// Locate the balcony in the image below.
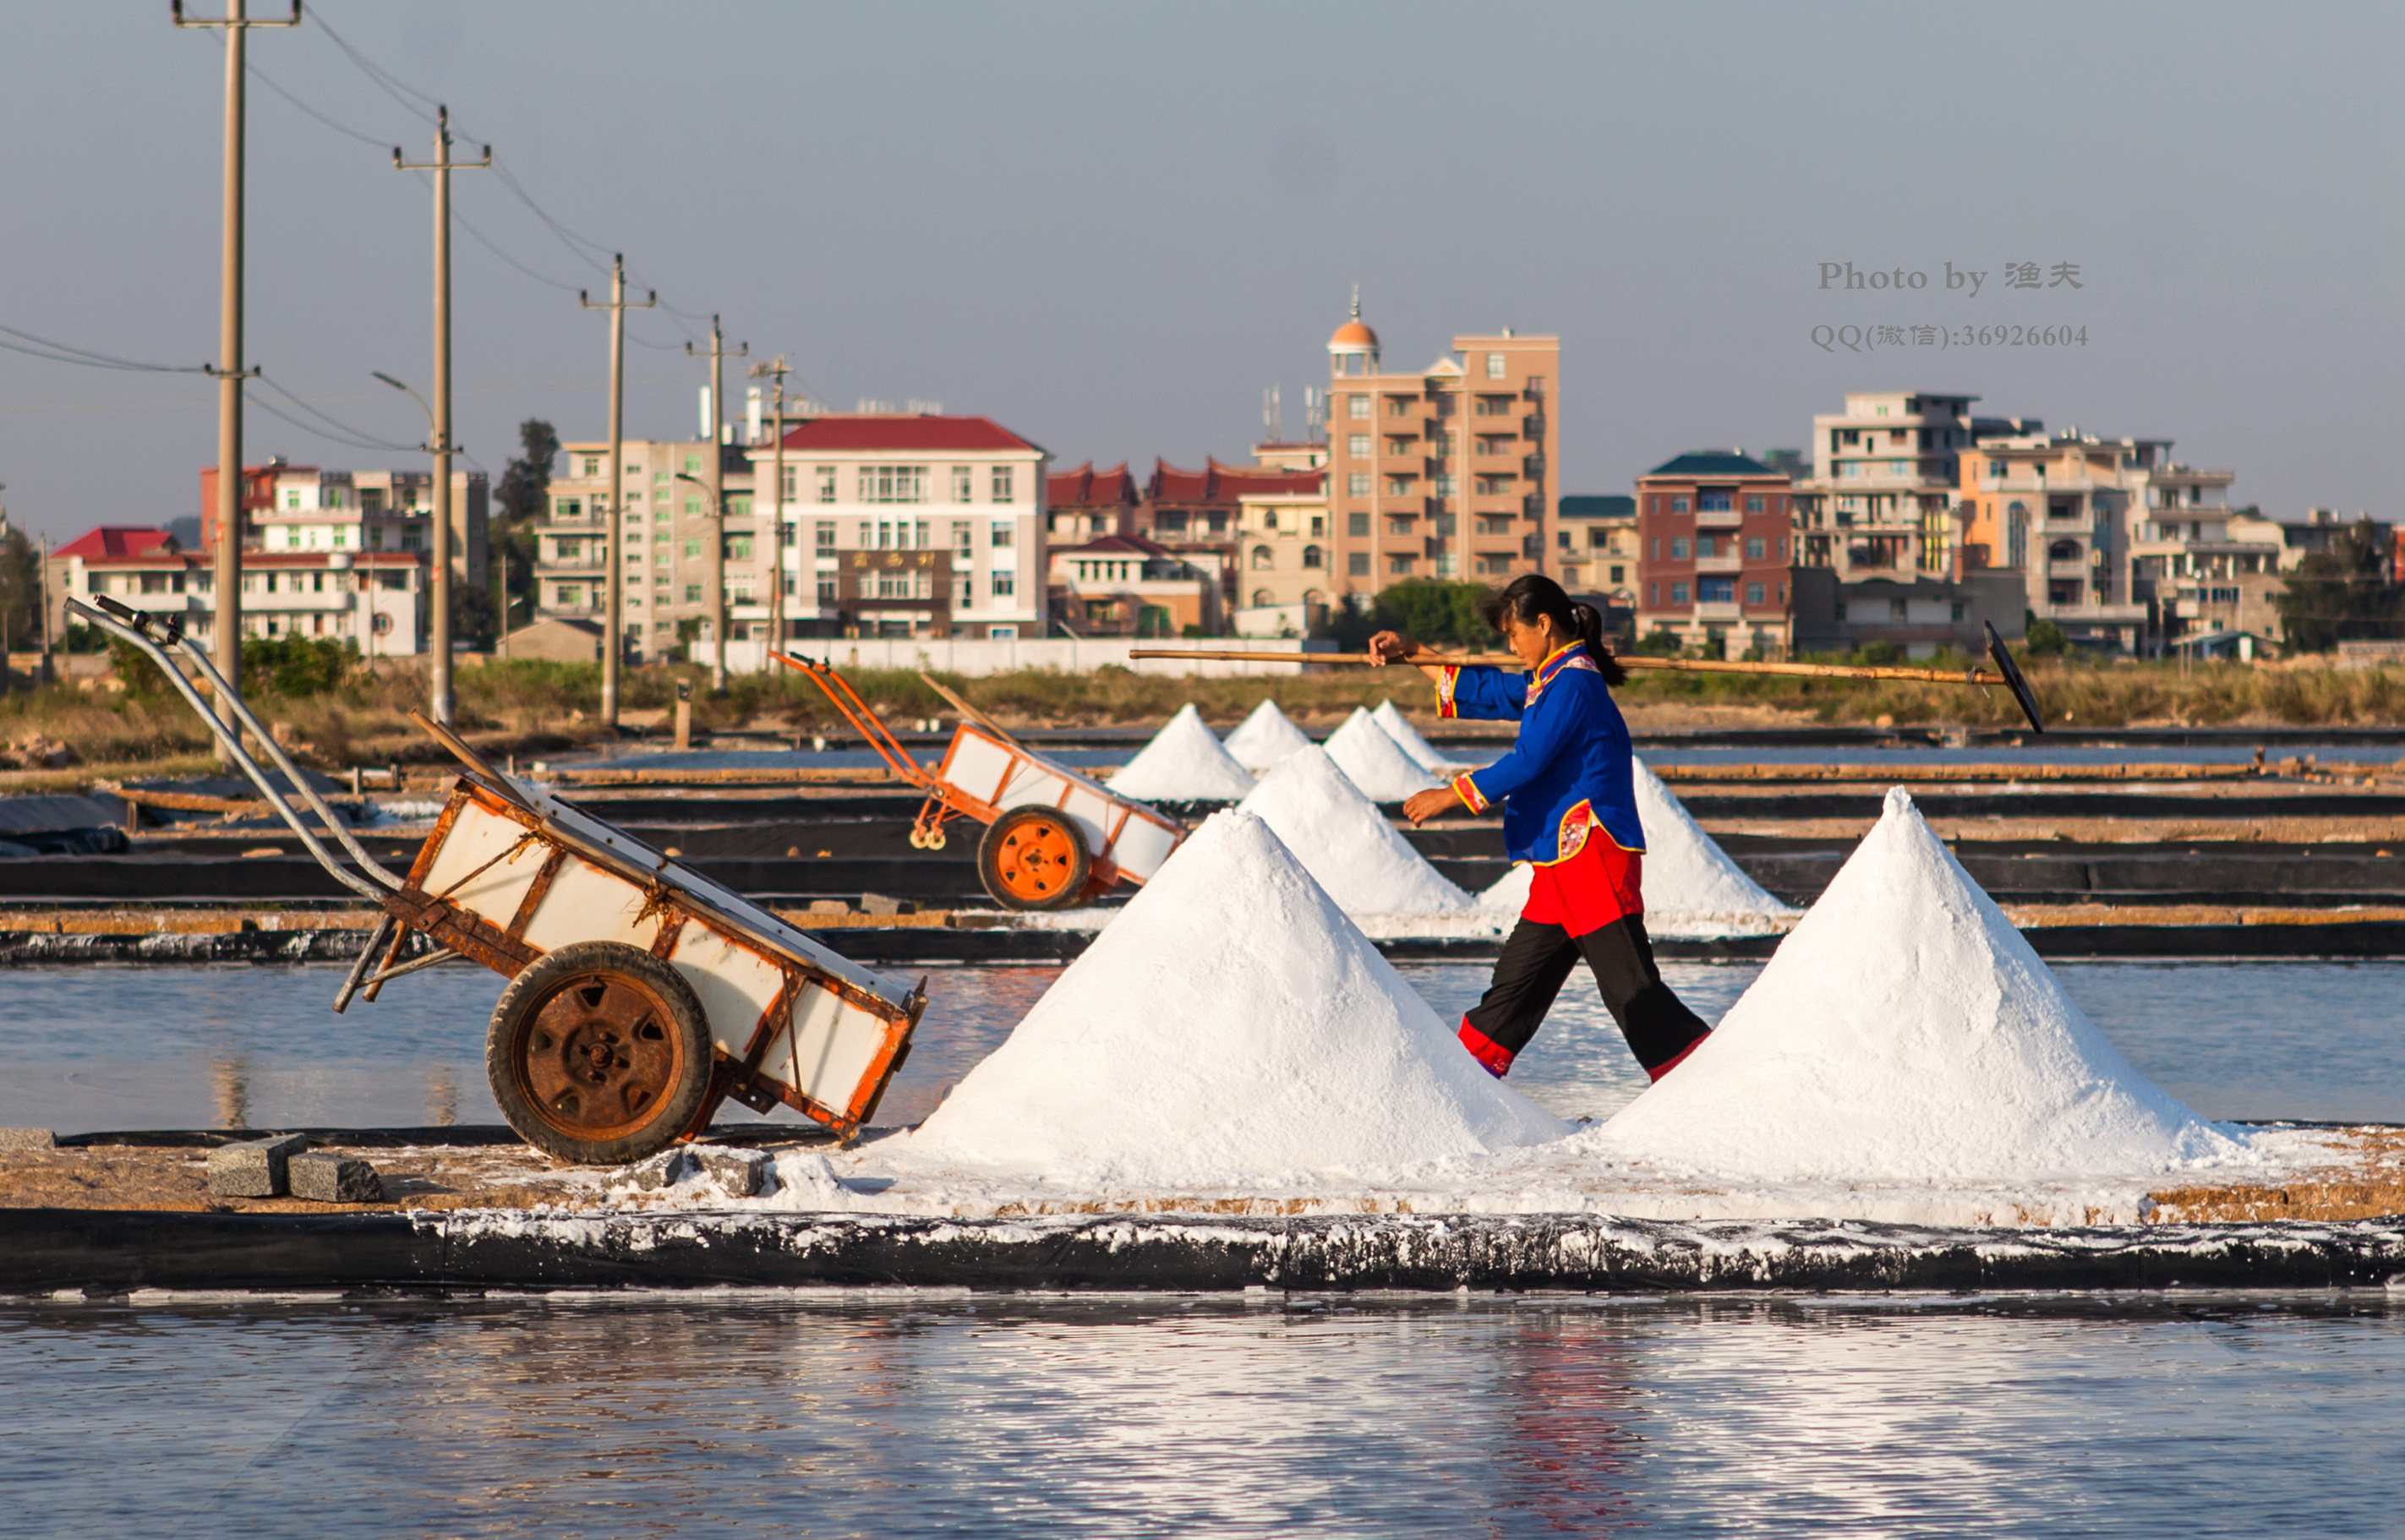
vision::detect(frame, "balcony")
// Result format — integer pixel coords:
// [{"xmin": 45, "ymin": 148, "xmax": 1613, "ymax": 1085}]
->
[
  {"xmin": 1694, "ymin": 505, "xmax": 1743, "ymax": 529},
  {"xmin": 2047, "ymin": 560, "xmax": 2090, "ymax": 579},
  {"xmin": 1694, "ymin": 551, "xmax": 1745, "ymax": 574},
  {"xmin": 1692, "ymin": 600, "xmax": 1743, "ymax": 622},
  {"xmin": 1522, "ymin": 454, "xmax": 1546, "ymax": 478}
]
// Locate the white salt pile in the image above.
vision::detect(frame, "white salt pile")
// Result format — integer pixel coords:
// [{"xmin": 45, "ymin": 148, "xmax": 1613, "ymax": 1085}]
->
[
  {"xmin": 1237, "ymin": 746, "xmax": 1474, "ymax": 916},
  {"xmin": 1221, "ymin": 698, "xmax": 1315, "ymax": 772},
  {"xmin": 1322, "ymin": 707, "xmax": 1445, "ymax": 801},
  {"xmin": 1107, "ymin": 702, "xmax": 1259, "ymax": 801},
  {"xmin": 1590, "ymin": 787, "xmax": 2240, "ymax": 1181},
  {"xmin": 1629, "ymin": 760, "xmax": 1796, "ymax": 920},
  {"xmin": 1371, "ymin": 699, "xmax": 1465, "ymax": 774},
  {"xmin": 903, "ymin": 811, "xmax": 1567, "ymax": 1184}
]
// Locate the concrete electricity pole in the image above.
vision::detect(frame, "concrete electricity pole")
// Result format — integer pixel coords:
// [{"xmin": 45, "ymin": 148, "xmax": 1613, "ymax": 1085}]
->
[
  {"xmin": 393, "ymin": 106, "xmax": 489, "ymax": 726},
  {"xmin": 173, "ymin": 0, "xmax": 298, "ymax": 760},
  {"xmin": 686, "ymin": 317, "xmax": 746, "ymax": 691},
  {"xmin": 749, "ymin": 355, "xmax": 790, "ymax": 659},
  {"xmin": 581, "ymin": 255, "xmax": 654, "ymax": 727}
]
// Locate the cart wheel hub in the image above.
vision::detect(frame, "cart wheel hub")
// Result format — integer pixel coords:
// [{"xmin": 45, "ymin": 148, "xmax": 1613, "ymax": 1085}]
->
[{"xmin": 512, "ymin": 974, "xmax": 681, "ymax": 1137}]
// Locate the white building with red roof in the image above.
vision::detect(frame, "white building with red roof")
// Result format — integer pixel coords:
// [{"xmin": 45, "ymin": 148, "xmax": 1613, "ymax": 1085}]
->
[
  {"xmin": 48, "ymin": 525, "xmax": 423, "ymax": 655},
  {"xmin": 752, "ymin": 412, "xmax": 1048, "ymax": 647}
]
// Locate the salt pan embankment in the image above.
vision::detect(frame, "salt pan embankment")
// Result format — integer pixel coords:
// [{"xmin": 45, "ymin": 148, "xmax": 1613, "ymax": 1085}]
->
[
  {"xmin": 1321, "ymin": 707, "xmax": 1443, "ymax": 800},
  {"xmin": 1221, "ymin": 698, "xmax": 1314, "ymax": 771},
  {"xmin": 1105, "ymin": 702, "xmax": 1258, "ymax": 801},
  {"xmin": 894, "ymin": 811, "xmax": 1566, "ymax": 1188}
]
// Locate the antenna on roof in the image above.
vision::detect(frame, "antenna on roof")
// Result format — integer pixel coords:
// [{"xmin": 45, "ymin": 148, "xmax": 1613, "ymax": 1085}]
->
[{"xmin": 1304, "ymin": 386, "xmax": 1322, "ymax": 442}]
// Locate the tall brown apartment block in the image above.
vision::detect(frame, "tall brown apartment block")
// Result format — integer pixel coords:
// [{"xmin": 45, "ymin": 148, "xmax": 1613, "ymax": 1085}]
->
[
  {"xmin": 1633, "ymin": 451, "xmax": 1796, "ymax": 658},
  {"xmin": 1323, "ymin": 298, "xmax": 1557, "ymax": 597}
]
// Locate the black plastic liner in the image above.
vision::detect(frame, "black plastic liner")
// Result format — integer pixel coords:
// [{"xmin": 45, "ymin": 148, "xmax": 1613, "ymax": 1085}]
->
[{"xmin": 6, "ymin": 1209, "xmax": 2402, "ymax": 1296}]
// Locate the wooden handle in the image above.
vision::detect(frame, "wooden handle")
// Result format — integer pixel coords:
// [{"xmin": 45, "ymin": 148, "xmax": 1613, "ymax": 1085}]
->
[{"xmin": 1124, "ymin": 648, "xmax": 2001, "ymax": 686}]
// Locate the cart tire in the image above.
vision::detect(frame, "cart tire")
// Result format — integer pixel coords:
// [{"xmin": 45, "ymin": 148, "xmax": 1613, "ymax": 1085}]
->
[
  {"xmin": 978, "ymin": 806, "xmax": 1091, "ymax": 910},
  {"xmin": 923, "ymin": 827, "xmax": 946, "ymax": 852},
  {"xmin": 486, "ymin": 941, "xmax": 714, "ymax": 1165}
]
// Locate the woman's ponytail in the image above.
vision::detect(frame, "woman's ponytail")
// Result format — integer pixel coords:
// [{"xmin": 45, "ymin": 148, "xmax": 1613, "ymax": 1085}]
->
[{"xmin": 1569, "ymin": 601, "xmax": 1626, "ymax": 685}]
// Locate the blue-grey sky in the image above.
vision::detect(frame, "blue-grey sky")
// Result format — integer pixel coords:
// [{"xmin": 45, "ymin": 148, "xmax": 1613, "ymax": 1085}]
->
[{"xmin": 2, "ymin": 1, "xmax": 2397, "ymax": 543}]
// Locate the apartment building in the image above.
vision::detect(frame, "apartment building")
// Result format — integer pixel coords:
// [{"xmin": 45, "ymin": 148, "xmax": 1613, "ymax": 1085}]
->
[
  {"xmin": 49, "ymin": 525, "xmax": 424, "ymax": 653},
  {"xmin": 1322, "ymin": 300, "xmax": 1557, "ymax": 593},
  {"xmin": 1633, "ymin": 453, "xmax": 1798, "ymax": 656},
  {"xmin": 1555, "ymin": 494, "xmax": 1637, "ymax": 603},
  {"xmin": 1128, "ymin": 458, "xmax": 1320, "ymax": 605},
  {"xmin": 1790, "ymin": 393, "xmax": 2036, "ymax": 582},
  {"xmin": 1957, "ymin": 430, "xmax": 2235, "ymax": 653},
  {"xmin": 1047, "ymin": 533, "xmax": 1222, "ymax": 636},
  {"xmin": 538, "ymin": 440, "xmax": 746, "ymax": 663},
  {"xmin": 200, "ymin": 461, "xmax": 486, "ymax": 593},
  {"xmin": 1046, "ymin": 461, "xmax": 1139, "ymax": 544}
]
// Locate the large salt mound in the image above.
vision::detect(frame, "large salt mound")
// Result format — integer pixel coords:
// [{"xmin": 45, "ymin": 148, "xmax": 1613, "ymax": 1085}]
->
[
  {"xmin": 1631, "ymin": 760, "xmax": 1796, "ymax": 919},
  {"xmin": 1222, "ymin": 698, "xmax": 1314, "ymax": 772},
  {"xmin": 1591, "ymin": 787, "xmax": 2236, "ymax": 1181},
  {"xmin": 1322, "ymin": 707, "xmax": 1444, "ymax": 800},
  {"xmin": 1107, "ymin": 702, "xmax": 1258, "ymax": 801},
  {"xmin": 1371, "ymin": 699, "xmax": 1463, "ymax": 774},
  {"xmin": 904, "ymin": 811, "xmax": 1567, "ymax": 1183},
  {"xmin": 1237, "ymin": 746, "xmax": 1474, "ymax": 915}
]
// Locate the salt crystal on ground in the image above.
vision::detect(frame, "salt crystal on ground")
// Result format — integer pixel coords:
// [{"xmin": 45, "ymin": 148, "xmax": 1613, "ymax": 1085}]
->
[
  {"xmin": 1237, "ymin": 746, "xmax": 1474, "ymax": 916},
  {"xmin": 1221, "ymin": 698, "xmax": 1315, "ymax": 771},
  {"xmin": 1107, "ymin": 702, "xmax": 1258, "ymax": 801},
  {"xmin": 1590, "ymin": 787, "xmax": 2241, "ymax": 1181},
  {"xmin": 1322, "ymin": 707, "xmax": 1444, "ymax": 800},
  {"xmin": 899, "ymin": 811, "xmax": 1566, "ymax": 1183},
  {"xmin": 1371, "ymin": 700, "xmax": 1463, "ymax": 774}
]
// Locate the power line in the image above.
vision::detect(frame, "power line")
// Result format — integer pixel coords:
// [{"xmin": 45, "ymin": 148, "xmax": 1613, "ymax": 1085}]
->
[
  {"xmin": 254, "ymin": 373, "xmax": 417, "ymax": 451},
  {"xmin": 306, "ymin": 8, "xmax": 440, "ymax": 123},
  {"xmin": 0, "ymin": 322, "xmax": 209, "ymax": 374}
]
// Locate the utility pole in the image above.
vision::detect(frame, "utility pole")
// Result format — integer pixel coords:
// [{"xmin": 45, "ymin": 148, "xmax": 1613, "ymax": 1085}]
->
[
  {"xmin": 749, "ymin": 355, "xmax": 791, "ymax": 660},
  {"xmin": 393, "ymin": 106, "xmax": 489, "ymax": 726},
  {"xmin": 686, "ymin": 317, "xmax": 746, "ymax": 691},
  {"xmin": 173, "ymin": 0, "xmax": 298, "ymax": 761},
  {"xmin": 581, "ymin": 255, "xmax": 654, "ymax": 726}
]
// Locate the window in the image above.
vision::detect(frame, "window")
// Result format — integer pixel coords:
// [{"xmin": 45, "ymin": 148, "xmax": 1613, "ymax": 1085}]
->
[
  {"xmin": 1388, "ymin": 516, "xmax": 1415, "ymax": 538},
  {"xmin": 557, "ymin": 584, "xmax": 582, "ymax": 608},
  {"xmin": 1475, "ymin": 554, "xmax": 1515, "ymax": 576},
  {"xmin": 1698, "ymin": 491, "xmax": 1730, "ymax": 512},
  {"xmin": 725, "ymin": 536, "xmax": 754, "ymax": 561},
  {"xmin": 1649, "ymin": 583, "xmax": 1659, "ymax": 604},
  {"xmin": 1610, "ymin": 565, "xmax": 1625, "ymax": 584},
  {"xmin": 682, "ymin": 455, "xmax": 702, "ymax": 475},
  {"xmin": 1347, "ymin": 434, "xmax": 1370, "ymax": 459},
  {"xmin": 1746, "ymin": 582, "xmax": 1765, "ymax": 605},
  {"xmin": 581, "ymin": 456, "xmax": 602, "ymax": 477},
  {"xmin": 1386, "ymin": 396, "xmax": 1411, "ymax": 418},
  {"xmin": 683, "ymin": 499, "xmax": 703, "ymax": 516},
  {"xmin": 991, "ymin": 570, "xmax": 1015, "ymax": 598},
  {"xmin": 1672, "ymin": 496, "xmax": 1690, "ymax": 514},
  {"xmin": 991, "ymin": 467, "xmax": 1014, "ymax": 503},
  {"xmin": 1348, "ymin": 512, "xmax": 1370, "ymax": 537},
  {"xmin": 683, "ymin": 539, "xmax": 702, "ymax": 559},
  {"xmin": 1670, "ymin": 583, "xmax": 1691, "ymax": 604},
  {"xmin": 857, "ymin": 465, "xmax": 927, "ymax": 503},
  {"xmin": 685, "ymin": 584, "xmax": 702, "ymax": 603},
  {"xmin": 1746, "ymin": 496, "xmax": 1763, "ymax": 514},
  {"xmin": 817, "ymin": 576, "xmax": 838, "ymax": 604},
  {"xmin": 1746, "ymin": 538, "xmax": 1766, "ymax": 560},
  {"xmin": 990, "ymin": 520, "xmax": 1014, "ymax": 548},
  {"xmin": 952, "ymin": 521, "xmax": 972, "ymax": 560},
  {"xmin": 1348, "ymin": 552, "xmax": 1370, "ymax": 576},
  {"xmin": 1387, "ymin": 554, "xmax": 1415, "ymax": 575},
  {"xmin": 1347, "ymin": 394, "xmax": 1370, "ymax": 419},
  {"xmin": 806, "ymin": 521, "xmax": 831, "ymax": 554},
  {"xmin": 950, "ymin": 466, "xmax": 972, "ymax": 503},
  {"xmin": 1348, "ymin": 472, "xmax": 1371, "ymax": 496},
  {"xmin": 1302, "ymin": 544, "xmax": 1324, "ymax": 569},
  {"xmin": 1250, "ymin": 588, "xmax": 1275, "ymax": 609},
  {"xmin": 1670, "ymin": 538, "xmax": 1690, "ymax": 560},
  {"xmin": 551, "ymin": 495, "xmax": 579, "ymax": 518},
  {"xmin": 779, "ymin": 465, "xmax": 797, "ymax": 501},
  {"xmin": 1485, "ymin": 352, "xmax": 1506, "ymax": 379},
  {"xmin": 1386, "ymin": 476, "xmax": 1413, "ymax": 497},
  {"xmin": 1251, "ymin": 546, "xmax": 1273, "ymax": 570},
  {"xmin": 284, "ymin": 491, "xmax": 301, "ymax": 510}
]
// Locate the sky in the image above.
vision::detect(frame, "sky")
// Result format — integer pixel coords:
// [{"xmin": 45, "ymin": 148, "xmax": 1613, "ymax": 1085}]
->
[{"xmin": 0, "ymin": 0, "xmax": 2397, "ymax": 544}]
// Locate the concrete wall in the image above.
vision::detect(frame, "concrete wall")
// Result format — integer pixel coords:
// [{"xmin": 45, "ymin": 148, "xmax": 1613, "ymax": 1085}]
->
[{"xmin": 724, "ymin": 636, "xmax": 1332, "ymax": 676}]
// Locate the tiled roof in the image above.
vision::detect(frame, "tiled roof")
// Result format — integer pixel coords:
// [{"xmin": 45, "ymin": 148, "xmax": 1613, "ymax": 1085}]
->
[
  {"xmin": 1640, "ymin": 451, "xmax": 1785, "ymax": 478},
  {"xmin": 1147, "ymin": 458, "xmax": 1323, "ymax": 504},
  {"xmin": 53, "ymin": 527, "xmax": 181, "ymax": 561},
  {"xmin": 776, "ymin": 414, "xmax": 1041, "ymax": 454},
  {"xmin": 1047, "ymin": 461, "xmax": 1138, "ymax": 507},
  {"xmin": 1558, "ymin": 494, "xmax": 1636, "ymax": 520},
  {"xmin": 1055, "ymin": 533, "xmax": 1176, "ymax": 559}
]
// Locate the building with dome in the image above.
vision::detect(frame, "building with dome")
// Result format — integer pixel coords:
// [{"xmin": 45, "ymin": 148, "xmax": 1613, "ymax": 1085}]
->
[{"xmin": 1322, "ymin": 292, "xmax": 1559, "ymax": 597}]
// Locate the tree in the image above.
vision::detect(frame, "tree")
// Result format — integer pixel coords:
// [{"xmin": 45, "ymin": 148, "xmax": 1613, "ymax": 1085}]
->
[
  {"xmin": 490, "ymin": 418, "xmax": 557, "ymax": 641},
  {"xmin": 2276, "ymin": 516, "xmax": 2403, "ymax": 653},
  {"xmin": 0, "ymin": 525, "xmax": 40, "ymax": 658}
]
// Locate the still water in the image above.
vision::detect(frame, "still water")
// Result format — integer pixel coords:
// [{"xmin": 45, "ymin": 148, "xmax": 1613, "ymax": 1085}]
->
[
  {"xmin": 5, "ymin": 1292, "xmax": 2402, "ymax": 1537},
  {"xmin": 0, "ymin": 958, "xmax": 2397, "ymax": 1135}
]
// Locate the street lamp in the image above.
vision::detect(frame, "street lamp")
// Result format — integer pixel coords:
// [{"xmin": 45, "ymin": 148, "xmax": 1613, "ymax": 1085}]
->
[{"xmin": 372, "ymin": 371, "xmax": 450, "ymax": 705}]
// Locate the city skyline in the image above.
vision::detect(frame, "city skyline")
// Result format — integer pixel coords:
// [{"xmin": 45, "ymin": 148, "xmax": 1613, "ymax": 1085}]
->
[{"xmin": 0, "ymin": 0, "xmax": 2394, "ymax": 543}]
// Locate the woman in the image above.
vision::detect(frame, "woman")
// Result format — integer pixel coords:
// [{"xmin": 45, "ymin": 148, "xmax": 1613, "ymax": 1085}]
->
[{"xmin": 1373, "ymin": 575, "xmax": 1712, "ymax": 1081}]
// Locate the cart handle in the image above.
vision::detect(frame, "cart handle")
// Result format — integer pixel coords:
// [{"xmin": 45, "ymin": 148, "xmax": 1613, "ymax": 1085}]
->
[
  {"xmin": 66, "ymin": 597, "xmax": 400, "ymax": 900},
  {"xmin": 771, "ymin": 652, "xmax": 936, "ymax": 789}
]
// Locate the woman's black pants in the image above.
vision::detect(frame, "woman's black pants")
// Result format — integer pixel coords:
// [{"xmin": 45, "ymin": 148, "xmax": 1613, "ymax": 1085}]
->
[{"xmin": 1459, "ymin": 912, "xmax": 1712, "ymax": 1078}]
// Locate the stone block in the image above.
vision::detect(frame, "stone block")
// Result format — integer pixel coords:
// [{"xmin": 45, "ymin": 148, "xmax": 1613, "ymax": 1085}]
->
[
  {"xmin": 693, "ymin": 1146, "xmax": 771, "ymax": 1197},
  {"xmin": 858, "ymin": 893, "xmax": 916, "ymax": 916},
  {"xmin": 288, "ymin": 1152, "xmax": 383, "ymax": 1204},
  {"xmin": 205, "ymin": 1133, "xmax": 308, "ymax": 1198},
  {"xmin": 0, "ymin": 1128, "xmax": 54, "ymax": 1150},
  {"xmin": 806, "ymin": 899, "xmax": 852, "ymax": 916},
  {"xmin": 623, "ymin": 1149, "xmax": 696, "ymax": 1190}
]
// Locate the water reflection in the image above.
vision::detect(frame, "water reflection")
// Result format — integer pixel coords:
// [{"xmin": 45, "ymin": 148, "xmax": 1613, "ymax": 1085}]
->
[{"xmin": 4, "ymin": 1295, "xmax": 2401, "ymax": 1537}]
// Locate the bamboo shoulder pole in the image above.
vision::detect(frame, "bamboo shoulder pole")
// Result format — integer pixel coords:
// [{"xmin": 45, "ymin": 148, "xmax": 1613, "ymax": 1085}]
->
[{"xmin": 1125, "ymin": 648, "xmax": 2003, "ymax": 687}]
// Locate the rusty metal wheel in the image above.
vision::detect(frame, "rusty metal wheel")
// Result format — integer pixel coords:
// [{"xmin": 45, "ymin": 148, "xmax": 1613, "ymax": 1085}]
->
[
  {"xmin": 977, "ymin": 805, "xmax": 1091, "ymax": 911},
  {"xmin": 485, "ymin": 941, "xmax": 713, "ymax": 1165}
]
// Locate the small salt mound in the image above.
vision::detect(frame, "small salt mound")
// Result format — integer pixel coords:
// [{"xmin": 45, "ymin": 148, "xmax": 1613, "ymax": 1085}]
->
[
  {"xmin": 1371, "ymin": 700, "xmax": 1462, "ymax": 774},
  {"xmin": 1237, "ymin": 747, "xmax": 1474, "ymax": 916},
  {"xmin": 1222, "ymin": 698, "xmax": 1314, "ymax": 772},
  {"xmin": 905, "ymin": 811, "xmax": 1566, "ymax": 1183},
  {"xmin": 1592, "ymin": 788, "xmax": 2236, "ymax": 1181},
  {"xmin": 1322, "ymin": 707, "xmax": 1444, "ymax": 800},
  {"xmin": 1632, "ymin": 760, "xmax": 1796, "ymax": 919},
  {"xmin": 1107, "ymin": 703, "xmax": 1258, "ymax": 801}
]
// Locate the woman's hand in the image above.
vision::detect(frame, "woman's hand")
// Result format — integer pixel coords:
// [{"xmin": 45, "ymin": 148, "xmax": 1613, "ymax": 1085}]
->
[
  {"xmin": 1402, "ymin": 787, "xmax": 1460, "ymax": 826},
  {"xmin": 1368, "ymin": 631, "xmax": 1416, "ymax": 665}
]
